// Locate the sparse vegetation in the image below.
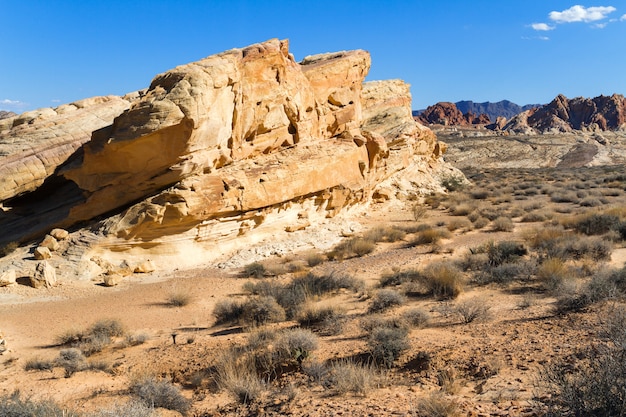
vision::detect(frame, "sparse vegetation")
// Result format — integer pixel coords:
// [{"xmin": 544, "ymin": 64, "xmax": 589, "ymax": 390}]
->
[
  {"xmin": 368, "ymin": 289, "xmax": 406, "ymax": 313},
  {"xmin": 130, "ymin": 376, "xmax": 191, "ymax": 415}
]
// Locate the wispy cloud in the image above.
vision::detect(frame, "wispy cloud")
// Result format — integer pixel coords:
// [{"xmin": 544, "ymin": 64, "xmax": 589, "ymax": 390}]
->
[
  {"xmin": 0, "ymin": 99, "xmax": 28, "ymax": 111},
  {"xmin": 549, "ymin": 5, "xmax": 616, "ymax": 23},
  {"xmin": 531, "ymin": 23, "xmax": 555, "ymax": 31},
  {"xmin": 621, "ymin": 14, "xmax": 626, "ymax": 21},
  {"xmin": 522, "ymin": 36, "xmax": 550, "ymax": 41}
]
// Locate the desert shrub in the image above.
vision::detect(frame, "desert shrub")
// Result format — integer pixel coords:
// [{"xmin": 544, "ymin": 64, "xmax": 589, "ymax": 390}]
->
[
  {"xmin": 124, "ymin": 332, "xmax": 149, "ymax": 347},
  {"xmin": 450, "ymin": 204, "xmax": 474, "ymax": 217},
  {"xmin": 553, "ymin": 235, "xmax": 612, "ymax": 261},
  {"xmin": 379, "ymin": 268, "xmax": 422, "ymax": 287},
  {"xmin": 368, "ymin": 289, "xmax": 406, "ymax": 313},
  {"xmin": 541, "ymin": 310, "xmax": 626, "ymax": 415},
  {"xmin": 401, "ymin": 308, "xmax": 431, "ymax": 328},
  {"xmin": 550, "ymin": 191, "xmax": 579, "ymax": 203},
  {"xmin": 492, "ymin": 216, "xmax": 514, "ymax": 232},
  {"xmin": 297, "ymin": 302, "xmax": 346, "ymax": 333},
  {"xmin": 422, "ymin": 262, "xmax": 464, "ymax": 299},
  {"xmin": 242, "ymin": 262, "xmax": 266, "ymax": 278},
  {"xmin": 88, "ymin": 401, "xmax": 156, "ymax": 417},
  {"xmin": 446, "ymin": 218, "xmax": 472, "ymax": 232},
  {"xmin": 412, "ymin": 204, "xmax": 429, "ymax": 220},
  {"xmin": 360, "ymin": 315, "xmax": 410, "ymax": 334},
  {"xmin": 0, "ymin": 392, "xmax": 78, "ymax": 417},
  {"xmin": 441, "ymin": 174, "xmax": 466, "ymax": 192},
  {"xmin": 470, "ymin": 189, "xmax": 489, "ymax": 200},
  {"xmin": 214, "ymin": 351, "xmax": 264, "ymax": 404},
  {"xmin": 302, "ymin": 359, "xmax": 329, "ymax": 383},
  {"xmin": 240, "ymin": 296, "xmax": 286, "ymax": 327},
  {"xmin": 368, "ymin": 326, "xmax": 410, "ymax": 368},
  {"xmin": 349, "ymin": 238, "xmax": 376, "ymax": 257},
  {"xmin": 24, "ymin": 358, "xmax": 54, "ymax": 372},
  {"xmin": 520, "ymin": 211, "xmax": 546, "ymax": 222},
  {"xmin": 57, "ymin": 348, "xmax": 87, "ymax": 378},
  {"xmin": 486, "ymin": 241, "xmax": 527, "ymax": 267},
  {"xmin": 363, "ymin": 226, "xmax": 405, "ymax": 242},
  {"xmin": 0, "ymin": 241, "xmax": 19, "ymax": 258},
  {"xmin": 579, "ymin": 197, "xmax": 603, "ymax": 207},
  {"xmin": 476, "ymin": 261, "xmax": 535, "ymax": 285},
  {"xmin": 55, "ymin": 318, "xmax": 125, "ymax": 356},
  {"xmin": 415, "ymin": 392, "xmax": 460, "ymax": 417},
  {"xmin": 409, "ymin": 227, "xmax": 451, "ymax": 246},
  {"xmin": 568, "ymin": 212, "xmax": 621, "ymax": 235},
  {"xmin": 305, "ymin": 252, "xmax": 325, "ymax": 267},
  {"xmin": 130, "ymin": 376, "xmax": 191, "ymax": 415},
  {"xmin": 89, "ymin": 319, "xmax": 125, "ymax": 339},
  {"xmin": 329, "ymin": 360, "xmax": 379, "ymax": 396},
  {"xmin": 423, "ymin": 194, "xmax": 443, "ymax": 209},
  {"xmin": 452, "ymin": 297, "xmax": 491, "ymax": 323},
  {"xmin": 277, "ymin": 328, "xmax": 319, "ymax": 364},
  {"xmin": 472, "ymin": 216, "xmax": 490, "ymax": 229},
  {"xmin": 166, "ymin": 291, "xmax": 192, "ymax": 307},
  {"xmin": 537, "ymin": 258, "xmax": 569, "ymax": 291},
  {"xmin": 213, "ymin": 299, "xmax": 244, "ymax": 325}
]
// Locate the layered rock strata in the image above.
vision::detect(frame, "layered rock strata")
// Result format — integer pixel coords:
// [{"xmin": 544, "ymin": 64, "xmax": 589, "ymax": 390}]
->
[{"xmin": 0, "ymin": 40, "xmax": 447, "ymax": 262}]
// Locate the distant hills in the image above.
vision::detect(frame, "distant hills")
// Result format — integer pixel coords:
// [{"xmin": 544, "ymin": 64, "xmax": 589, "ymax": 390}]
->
[
  {"xmin": 0, "ymin": 111, "xmax": 17, "ymax": 120},
  {"xmin": 414, "ymin": 100, "xmax": 542, "ymax": 123}
]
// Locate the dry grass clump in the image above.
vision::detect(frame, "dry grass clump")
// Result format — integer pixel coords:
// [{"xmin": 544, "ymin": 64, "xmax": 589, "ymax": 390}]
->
[
  {"xmin": 242, "ymin": 261, "xmax": 266, "ymax": 278},
  {"xmin": 305, "ymin": 252, "xmax": 326, "ymax": 267},
  {"xmin": 297, "ymin": 302, "xmax": 347, "ymax": 334},
  {"xmin": 446, "ymin": 218, "xmax": 472, "ymax": 232},
  {"xmin": 537, "ymin": 258, "xmax": 569, "ymax": 291},
  {"xmin": 401, "ymin": 308, "xmax": 431, "ymax": 328},
  {"xmin": 492, "ymin": 216, "xmax": 514, "ymax": 232},
  {"xmin": 215, "ymin": 352, "xmax": 264, "ymax": 404},
  {"xmin": 240, "ymin": 296, "xmax": 286, "ymax": 327},
  {"xmin": 450, "ymin": 203, "xmax": 475, "ymax": 217},
  {"xmin": 422, "ymin": 262, "xmax": 464, "ymax": 299},
  {"xmin": 415, "ymin": 392, "xmax": 460, "ymax": 417},
  {"xmin": 412, "ymin": 204, "xmax": 429, "ymax": 220},
  {"xmin": 24, "ymin": 357, "xmax": 54, "ymax": 372},
  {"xmin": 329, "ymin": 360, "xmax": 381, "ymax": 396},
  {"xmin": 367, "ymin": 326, "xmax": 410, "ymax": 368},
  {"xmin": 0, "ymin": 392, "xmax": 79, "ymax": 417}
]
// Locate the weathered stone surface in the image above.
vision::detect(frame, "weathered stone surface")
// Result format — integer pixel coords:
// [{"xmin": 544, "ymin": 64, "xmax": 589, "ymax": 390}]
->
[
  {"xmin": 102, "ymin": 273, "xmax": 123, "ymax": 287},
  {"xmin": 50, "ymin": 228, "xmax": 69, "ymax": 240},
  {"xmin": 29, "ymin": 261, "xmax": 56, "ymax": 288},
  {"xmin": 0, "ymin": 269, "xmax": 16, "ymax": 287},
  {"xmin": 33, "ymin": 246, "xmax": 52, "ymax": 260},
  {"xmin": 0, "ymin": 39, "xmax": 451, "ymax": 262},
  {"xmin": 0, "ymin": 95, "xmax": 134, "ymax": 203}
]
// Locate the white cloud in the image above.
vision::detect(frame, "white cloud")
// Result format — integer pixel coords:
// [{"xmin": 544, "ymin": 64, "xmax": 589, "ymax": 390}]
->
[
  {"xmin": 531, "ymin": 23, "xmax": 555, "ymax": 31},
  {"xmin": 521, "ymin": 36, "xmax": 550, "ymax": 41},
  {"xmin": 0, "ymin": 99, "xmax": 28, "ymax": 111},
  {"xmin": 593, "ymin": 22, "xmax": 608, "ymax": 28},
  {"xmin": 538, "ymin": 36, "xmax": 550, "ymax": 41},
  {"xmin": 549, "ymin": 5, "xmax": 616, "ymax": 23},
  {"xmin": 621, "ymin": 14, "xmax": 626, "ymax": 21}
]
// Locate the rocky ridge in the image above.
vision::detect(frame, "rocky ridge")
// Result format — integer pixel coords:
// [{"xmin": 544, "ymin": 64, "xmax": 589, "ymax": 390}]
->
[
  {"xmin": 502, "ymin": 93, "xmax": 626, "ymax": 134},
  {"xmin": 416, "ymin": 102, "xmax": 490, "ymax": 126},
  {"xmin": 0, "ymin": 39, "xmax": 455, "ymax": 281}
]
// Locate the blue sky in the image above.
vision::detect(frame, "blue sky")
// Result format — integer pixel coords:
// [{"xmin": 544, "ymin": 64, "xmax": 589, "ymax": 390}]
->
[{"xmin": 1, "ymin": 1, "xmax": 625, "ymax": 112}]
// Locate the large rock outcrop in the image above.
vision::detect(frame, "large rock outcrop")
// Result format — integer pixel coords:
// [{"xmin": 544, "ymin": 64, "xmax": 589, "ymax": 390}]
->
[
  {"xmin": 502, "ymin": 94, "xmax": 626, "ymax": 134},
  {"xmin": 0, "ymin": 40, "xmax": 448, "ymax": 261},
  {"xmin": 416, "ymin": 102, "xmax": 490, "ymax": 126}
]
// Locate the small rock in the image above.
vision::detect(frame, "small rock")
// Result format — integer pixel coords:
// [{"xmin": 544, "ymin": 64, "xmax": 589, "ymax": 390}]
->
[
  {"xmin": 29, "ymin": 261, "xmax": 57, "ymax": 288},
  {"xmin": 50, "ymin": 228, "xmax": 69, "ymax": 240},
  {"xmin": 102, "ymin": 273, "xmax": 123, "ymax": 287},
  {"xmin": 0, "ymin": 269, "xmax": 16, "ymax": 287},
  {"xmin": 34, "ymin": 246, "xmax": 51, "ymax": 260},
  {"xmin": 134, "ymin": 260, "xmax": 156, "ymax": 273},
  {"xmin": 40, "ymin": 235, "xmax": 60, "ymax": 251}
]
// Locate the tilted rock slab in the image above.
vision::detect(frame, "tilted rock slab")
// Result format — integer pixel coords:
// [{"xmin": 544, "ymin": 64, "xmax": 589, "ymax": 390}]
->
[{"xmin": 1, "ymin": 39, "xmax": 446, "ymax": 267}]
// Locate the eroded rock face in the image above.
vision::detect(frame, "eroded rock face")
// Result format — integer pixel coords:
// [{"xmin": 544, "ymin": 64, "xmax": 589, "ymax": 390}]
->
[
  {"xmin": 0, "ymin": 96, "xmax": 135, "ymax": 203},
  {"xmin": 0, "ymin": 39, "xmax": 448, "ymax": 256}
]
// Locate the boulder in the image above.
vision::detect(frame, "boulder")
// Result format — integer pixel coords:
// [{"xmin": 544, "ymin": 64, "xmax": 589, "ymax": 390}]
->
[
  {"xmin": 29, "ymin": 261, "xmax": 57, "ymax": 288},
  {"xmin": 134, "ymin": 260, "xmax": 156, "ymax": 273},
  {"xmin": 102, "ymin": 273, "xmax": 123, "ymax": 287},
  {"xmin": 0, "ymin": 269, "xmax": 16, "ymax": 287},
  {"xmin": 40, "ymin": 235, "xmax": 60, "ymax": 251},
  {"xmin": 50, "ymin": 228, "xmax": 69, "ymax": 240},
  {"xmin": 33, "ymin": 246, "xmax": 52, "ymax": 260}
]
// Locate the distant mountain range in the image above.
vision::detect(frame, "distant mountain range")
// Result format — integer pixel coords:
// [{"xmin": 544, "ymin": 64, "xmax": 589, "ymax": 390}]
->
[
  {"xmin": 0, "ymin": 111, "xmax": 17, "ymax": 120},
  {"xmin": 413, "ymin": 100, "xmax": 542, "ymax": 122}
]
